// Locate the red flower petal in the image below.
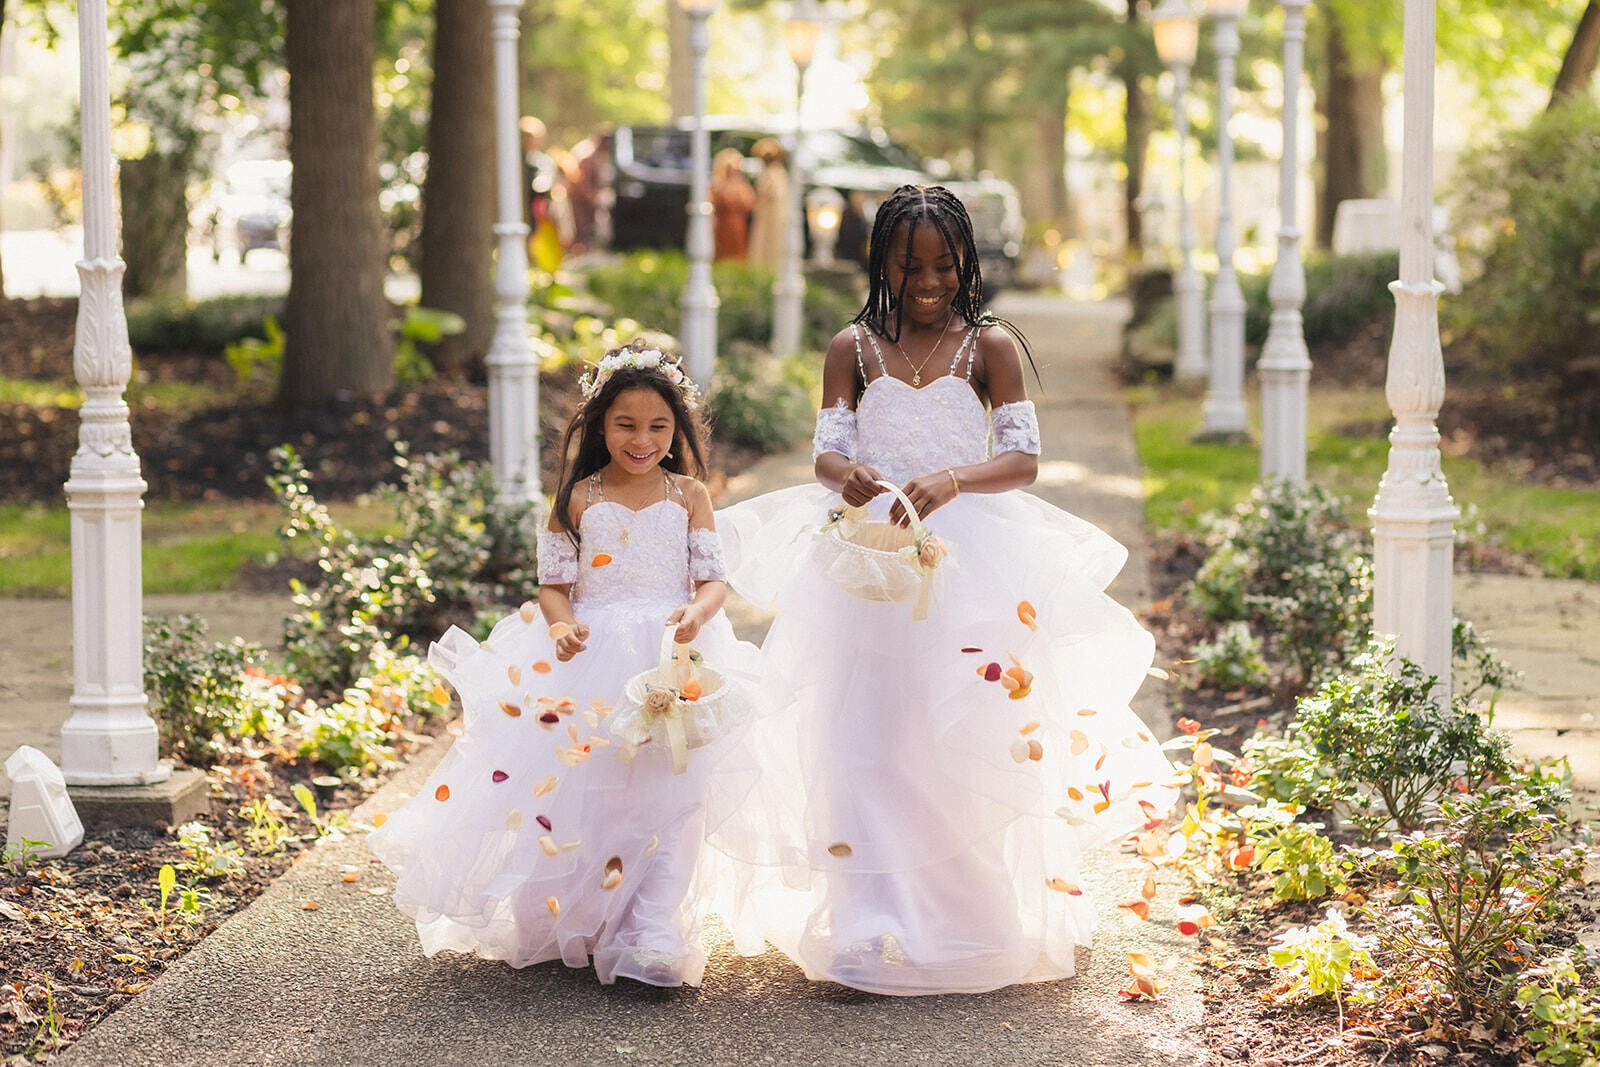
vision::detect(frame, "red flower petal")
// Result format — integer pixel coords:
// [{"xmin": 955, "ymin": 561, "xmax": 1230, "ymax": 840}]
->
[{"xmin": 492, "ymin": 770, "xmax": 509, "ymax": 783}]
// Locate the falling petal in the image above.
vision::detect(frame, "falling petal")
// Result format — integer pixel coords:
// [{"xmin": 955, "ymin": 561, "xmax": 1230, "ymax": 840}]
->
[
  {"xmin": 1019, "ymin": 720, "xmax": 1040, "ymax": 735},
  {"xmin": 430, "ymin": 683, "xmax": 450, "ymax": 705},
  {"xmin": 1017, "ymin": 601, "xmax": 1038, "ymax": 630},
  {"xmin": 1008, "ymin": 685, "xmax": 1032, "ymax": 701},
  {"xmin": 505, "ymin": 810, "xmax": 524, "ymax": 831},
  {"xmin": 1095, "ymin": 751, "xmax": 1108, "ymax": 770},
  {"xmin": 1131, "ymin": 780, "xmax": 1153, "ymax": 790},
  {"xmin": 560, "ymin": 840, "xmax": 583, "ymax": 853},
  {"xmin": 533, "ymin": 661, "xmax": 554, "ymax": 674},
  {"xmin": 1069, "ymin": 730, "xmax": 1090, "ymax": 755},
  {"xmin": 538, "ymin": 712, "xmax": 560, "ymax": 727},
  {"xmin": 372, "ymin": 812, "xmax": 388, "ymax": 828},
  {"xmin": 591, "ymin": 553, "xmax": 613, "ymax": 567},
  {"xmin": 1077, "ymin": 708, "xmax": 1098, "ymax": 717},
  {"xmin": 960, "ymin": 646, "xmax": 983, "ymax": 654},
  {"xmin": 492, "ymin": 770, "xmax": 509, "ymax": 784},
  {"xmin": 499, "ymin": 701, "xmax": 522, "ymax": 718},
  {"xmin": 1009, "ymin": 740, "xmax": 1031, "ymax": 763},
  {"xmin": 983, "ymin": 662, "xmax": 1003, "ymax": 682},
  {"xmin": 601, "ymin": 856, "xmax": 624, "ymax": 890},
  {"xmin": 1142, "ymin": 875, "xmax": 1158, "ymax": 901},
  {"xmin": 1177, "ymin": 919, "xmax": 1201, "ymax": 937},
  {"xmin": 999, "ymin": 674, "xmax": 1021, "ymax": 692},
  {"xmin": 1127, "ymin": 952, "xmax": 1155, "ymax": 976},
  {"xmin": 546, "ymin": 896, "xmax": 561, "ymax": 918},
  {"xmin": 1118, "ymin": 900, "xmax": 1151, "ymax": 921},
  {"xmin": 1026, "ymin": 739, "xmax": 1044, "ymax": 762},
  {"xmin": 644, "ymin": 835, "xmax": 660, "ymax": 856},
  {"xmin": 534, "ymin": 775, "xmax": 559, "ymax": 797},
  {"xmin": 1147, "ymin": 666, "xmax": 1170, "ymax": 680},
  {"xmin": 1067, "ymin": 786, "xmax": 1085, "ymax": 801},
  {"xmin": 1046, "ymin": 878, "xmax": 1083, "ymax": 895},
  {"xmin": 507, "ymin": 666, "xmax": 523, "ymax": 687},
  {"xmin": 519, "ymin": 601, "xmax": 537, "ymax": 624},
  {"xmin": 539, "ymin": 835, "xmax": 560, "ymax": 857},
  {"xmin": 301, "ymin": 901, "xmax": 320, "ymax": 911},
  {"xmin": 1093, "ymin": 799, "xmax": 1111, "ymax": 815},
  {"xmin": 567, "ymin": 723, "xmax": 581, "ymax": 743},
  {"xmin": 827, "ymin": 842, "xmax": 854, "ymax": 858},
  {"xmin": 1098, "ymin": 781, "xmax": 1112, "ymax": 802},
  {"xmin": 434, "ymin": 784, "xmax": 451, "ymax": 802},
  {"xmin": 1193, "ymin": 742, "xmax": 1215, "ymax": 768},
  {"xmin": 536, "ymin": 814, "xmax": 552, "ymax": 832},
  {"xmin": 341, "ymin": 870, "xmax": 360, "ymax": 884}
]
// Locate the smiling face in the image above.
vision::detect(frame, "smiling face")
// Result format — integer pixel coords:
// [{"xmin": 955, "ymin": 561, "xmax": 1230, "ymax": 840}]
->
[
  {"xmin": 602, "ymin": 385, "xmax": 676, "ymax": 475},
  {"xmin": 885, "ymin": 219, "xmax": 962, "ymax": 329}
]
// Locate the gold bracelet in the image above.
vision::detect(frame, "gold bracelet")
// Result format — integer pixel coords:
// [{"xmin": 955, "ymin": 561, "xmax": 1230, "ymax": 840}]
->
[{"xmin": 945, "ymin": 468, "xmax": 960, "ymax": 497}]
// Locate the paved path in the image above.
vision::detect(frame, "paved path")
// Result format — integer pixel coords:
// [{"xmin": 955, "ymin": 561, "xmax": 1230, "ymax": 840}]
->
[{"xmin": 53, "ymin": 296, "xmax": 1207, "ymax": 1067}]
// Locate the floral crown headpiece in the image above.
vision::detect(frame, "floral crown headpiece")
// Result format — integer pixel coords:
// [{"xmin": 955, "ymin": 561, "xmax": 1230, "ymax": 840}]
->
[{"xmin": 578, "ymin": 347, "xmax": 702, "ymax": 411}]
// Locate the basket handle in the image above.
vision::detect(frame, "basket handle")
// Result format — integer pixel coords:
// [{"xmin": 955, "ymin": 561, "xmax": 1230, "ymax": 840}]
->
[
  {"xmin": 656, "ymin": 623, "xmax": 695, "ymax": 687},
  {"xmin": 873, "ymin": 479, "xmax": 926, "ymax": 534}
]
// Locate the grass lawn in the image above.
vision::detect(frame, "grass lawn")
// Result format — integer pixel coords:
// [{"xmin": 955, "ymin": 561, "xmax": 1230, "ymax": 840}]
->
[
  {"xmin": 0, "ymin": 499, "xmax": 398, "ymax": 597},
  {"xmin": 1131, "ymin": 382, "xmax": 1600, "ymax": 580}
]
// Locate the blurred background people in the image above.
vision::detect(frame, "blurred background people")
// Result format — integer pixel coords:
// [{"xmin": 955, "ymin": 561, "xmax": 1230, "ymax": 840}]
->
[{"xmin": 710, "ymin": 147, "xmax": 756, "ymax": 262}]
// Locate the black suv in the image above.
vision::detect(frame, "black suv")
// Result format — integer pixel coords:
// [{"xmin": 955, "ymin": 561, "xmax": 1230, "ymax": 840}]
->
[{"xmin": 609, "ymin": 120, "xmax": 926, "ymax": 255}]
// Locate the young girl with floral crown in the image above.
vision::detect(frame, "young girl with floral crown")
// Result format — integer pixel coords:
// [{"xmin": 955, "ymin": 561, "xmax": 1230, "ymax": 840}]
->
[
  {"xmin": 717, "ymin": 185, "xmax": 1178, "ymax": 995},
  {"xmin": 369, "ymin": 341, "xmax": 763, "ymax": 987}
]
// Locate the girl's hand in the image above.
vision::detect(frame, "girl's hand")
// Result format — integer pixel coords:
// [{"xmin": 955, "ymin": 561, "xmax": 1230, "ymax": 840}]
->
[
  {"xmin": 555, "ymin": 622, "xmax": 590, "ymax": 661},
  {"xmin": 841, "ymin": 463, "xmax": 887, "ymax": 508},
  {"xmin": 890, "ymin": 469, "xmax": 960, "ymax": 526},
  {"xmin": 667, "ymin": 603, "xmax": 707, "ymax": 644}
]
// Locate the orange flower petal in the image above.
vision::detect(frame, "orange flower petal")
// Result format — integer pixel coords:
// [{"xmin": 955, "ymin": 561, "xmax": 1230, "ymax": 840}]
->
[
  {"xmin": 499, "ymin": 701, "xmax": 521, "ymax": 718},
  {"xmin": 434, "ymin": 784, "xmax": 450, "ymax": 802},
  {"xmin": 1069, "ymin": 729, "xmax": 1090, "ymax": 755},
  {"xmin": 1118, "ymin": 900, "xmax": 1151, "ymax": 921},
  {"xmin": 1020, "ymin": 720, "xmax": 1040, "ymax": 735},
  {"xmin": 1142, "ymin": 874, "xmax": 1158, "ymax": 900},
  {"xmin": 532, "ymin": 661, "xmax": 553, "ymax": 674},
  {"xmin": 1067, "ymin": 786, "xmax": 1085, "ymax": 801},
  {"xmin": 591, "ymin": 553, "xmax": 613, "ymax": 567},
  {"xmin": 827, "ymin": 842, "xmax": 854, "ymax": 858},
  {"xmin": 545, "ymin": 895, "xmax": 561, "ymax": 918},
  {"xmin": 1017, "ymin": 600, "xmax": 1038, "ymax": 630},
  {"xmin": 1046, "ymin": 877, "xmax": 1082, "ymax": 895},
  {"xmin": 518, "ymin": 601, "xmax": 537, "ymax": 624}
]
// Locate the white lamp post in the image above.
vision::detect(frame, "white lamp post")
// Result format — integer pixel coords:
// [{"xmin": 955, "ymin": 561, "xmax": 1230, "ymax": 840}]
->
[
  {"xmin": 773, "ymin": 0, "xmax": 821, "ymax": 357},
  {"xmin": 1199, "ymin": 0, "xmax": 1249, "ymax": 439},
  {"xmin": 679, "ymin": 0, "xmax": 720, "ymax": 384},
  {"xmin": 59, "ymin": 0, "xmax": 168, "ymax": 787},
  {"xmin": 1151, "ymin": 0, "xmax": 1206, "ymax": 384},
  {"xmin": 1370, "ymin": 0, "xmax": 1457, "ymax": 699},
  {"xmin": 486, "ymin": 0, "xmax": 540, "ymax": 502},
  {"xmin": 1258, "ymin": 0, "xmax": 1312, "ymax": 482}
]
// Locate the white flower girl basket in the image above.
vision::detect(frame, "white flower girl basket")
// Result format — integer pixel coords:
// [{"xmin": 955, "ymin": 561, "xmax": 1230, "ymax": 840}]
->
[
  {"xmin": 612, "ymin": 625, "xmax": 752, "ymax": 774},
  {"xmin": 812, "ymin": 479, "xmax": 951, "ymax": 621}
]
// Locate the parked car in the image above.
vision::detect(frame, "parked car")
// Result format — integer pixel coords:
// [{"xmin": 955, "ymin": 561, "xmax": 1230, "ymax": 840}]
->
[
  {"xmin": 945, "ymin": 176, "xmax": 1025, "ymax": 294},
  {"xmin": 608, "ymin": 119, "xmax": 927, "ymax": 257}
]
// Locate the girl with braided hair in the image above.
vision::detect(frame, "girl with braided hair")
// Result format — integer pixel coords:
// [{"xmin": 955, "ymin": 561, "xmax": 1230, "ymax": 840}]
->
[{"xmin": 715, "ymin": 185, "xmax": 1174, "ymax": 994}]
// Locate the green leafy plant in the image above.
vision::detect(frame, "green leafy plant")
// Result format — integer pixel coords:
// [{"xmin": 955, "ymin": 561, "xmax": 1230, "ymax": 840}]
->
[
  {"xmin": 292, "ymin": 687, "xmax": 398, "ymax": 774},
  {"xmin": 392, "ymin": 305, "xmax": 463, "ymax": 385},
  {"xmin": 1517, "ymin": 951, "xmax": 1600, "ymax": 1067},
  {"xmin": 1294, "ymin": 640, "xmax": 1513, "ymax": 836},
  {"xmin": 223, "ymin": 312, "xmax": 284, "ymax": 386},
  {"xmin": 1358, "ymin": 787, "xmax": 1588, "ymax": 1015},
  {"xmin": 236, "ymin": 798, "xmax": 292, "ymax": 856},
  {"xmin": 143, "ymin": 615, "xmax": 292, "ymax": 762},
  {"xmin": 1191, "ymin": 620, "xmax": 1271, "ymax": 689},
  {"xmin": 709, "ymin": 341, "xmax": 818, "ymax": 452},
  {"xmin": 175, "ymin": 821, "xmax": 245, "ymax": 881},
  {"xmin": 2, "ymin": 836, "xmax": 48, "ymax": 875},
  {"xmin": 1240, "ymin": 729, "xmax": 1342, "ymax": 810},
  {"xmin": 1268, "ymin": 907, "xmax": 1378, "ymax": 1029},
  {"xmin": 1189, "ymin": 541, "xmax": 1251, "ymax": 622},
  {"xmin": 1255, "ymin": 823, "xmax": 1347, "ymax": 902}
]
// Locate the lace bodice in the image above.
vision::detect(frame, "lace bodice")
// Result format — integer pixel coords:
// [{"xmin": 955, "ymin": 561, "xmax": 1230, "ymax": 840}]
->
[
  {"xmin": 537, "ymin": 501, "xmax": 724, "ymax": 609},
  {"xmin": 855, "ymin": 377, "xmax": 990, "ymax": 485}
]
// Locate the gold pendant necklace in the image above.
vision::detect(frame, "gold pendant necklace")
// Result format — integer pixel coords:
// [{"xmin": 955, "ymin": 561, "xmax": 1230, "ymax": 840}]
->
[{"xmin": 894, "ymin": 312, "xmax": 954, "ymax": 387}]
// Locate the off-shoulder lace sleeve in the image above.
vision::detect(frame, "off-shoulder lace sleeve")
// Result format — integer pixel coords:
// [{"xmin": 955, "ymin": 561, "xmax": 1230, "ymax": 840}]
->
[
  {"xmin": 991, "ymin": 400, "xmax": 1042, "ymax": 456},
  {"xmin": 812, "ymin": 403, "xmax": 858, "ymax": 461},
  {"xmin": 687, "ymin": 527, "xmax": 727, "ymax": 582},
  {"xmin": 537, "ymin": 529, "xmax": 578, "ymax": 585}
]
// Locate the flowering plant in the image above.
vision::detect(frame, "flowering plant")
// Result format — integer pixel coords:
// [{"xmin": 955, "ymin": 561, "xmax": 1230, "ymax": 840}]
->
[{"xmin": 578, "ymin": 346, "xmax": 702, "ymax": 410}]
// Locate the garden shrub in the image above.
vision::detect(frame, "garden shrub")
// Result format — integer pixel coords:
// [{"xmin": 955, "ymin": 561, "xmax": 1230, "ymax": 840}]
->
[
  {"xmin": 1191, "ymin": 620, "xmax": 1270, "ymax": 689},
  {"xmin": 1517, "ymin": 951, "xmax": 1600, "ymax": 1066},
  {"xmin": 586, "ymin": 250, "xmax": 860, "ymax": 354},
  {"xmin": 143, "ymin": 615, "xmax": 293, "ymax": 763},
  {"xmin": 1267, "ymin": 906, "xmax": 1377, "ymax": 1012},
  {"xmin": 1242, "ymin": 251, "xmax": 1399, "ymax": 351},
  {"xmin": 1356, "ymin": 787, "xmax": 1587, "ymax": 1015},
  {"xmin": 126, "ymin": 293, "xmax": 285, "ymax": 355},
  {"xmin": 1295, "ymin": 640, "xmax": 1512, "ymax": 837},
  {"xmin": 269, "ymin": 445, "xmax": 541, "ymax": 694},
  {"xmin": 1446, "ymin": 97, "xmax": 1600, "ymax": 442},
  {"xmin": 709, "ymin": 341, "xmax": 818, "ymax": 453},
  {"xmin": 1254, "ymin": 823, "xmax": 1347, "ymax": 901},
  {"xmin": 1241, "ymin": 729, "xmax": 1341, "ymax": 811}
]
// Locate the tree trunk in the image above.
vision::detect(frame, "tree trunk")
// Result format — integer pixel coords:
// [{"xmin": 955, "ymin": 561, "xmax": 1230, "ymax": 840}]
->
[
  {"xmin": 1019, "ymin": 96, "xmax": 1069, "ymax": 233},
  {"xmin": 1121, "ymin": 0, "xmax": 1149, "ymax": 265},
  {"xmin": 1315, "ymin": 21, "xmax": 1387, "ymax": 249},
  {"xmin": 418, "ymin": 0, "xmax": 494, "ymax": 377},
  {"xmin": 667, "ymin": 1, "xmax": 691, "ymax": 121},
  {"xmin": 280, "ymin": 0, "xmax": 393, "ymax": 409},
  {"xmin": 1550, "ymin": 0, "xmax": 1600, "ymax": 108},
  {"xmin": 119, "ymin": 150, "xmax": 192, "ymax": 301}
]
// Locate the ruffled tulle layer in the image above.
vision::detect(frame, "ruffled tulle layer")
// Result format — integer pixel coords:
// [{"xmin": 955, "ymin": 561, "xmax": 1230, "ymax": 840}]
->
[
  {"xmin": 712, "ymin": 486, "xmax": 1179, "ymax": 994},
  {"xmin": 367, "ymin": 600, "xmax": 765, "ymax": 986}
]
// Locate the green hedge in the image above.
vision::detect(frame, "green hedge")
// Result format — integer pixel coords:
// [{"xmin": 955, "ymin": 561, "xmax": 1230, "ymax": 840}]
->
[
  {"xmin": 586, "ymin": 251, "xmax": 860, "ymax": 354},
  {"xmin": 1241, "ymin": 251, "xmax": 1398, "ymax": 350},
  {"xmin": 126, "ymin": 294, "xmax": 285, "ymax": 356}
]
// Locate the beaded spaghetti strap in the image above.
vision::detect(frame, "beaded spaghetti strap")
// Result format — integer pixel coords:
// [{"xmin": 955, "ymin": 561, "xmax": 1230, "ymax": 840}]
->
[
  {"xmin": 950, "ymin": 324, "xmax": 981, "ymax": 381},
  {"xmin": 858, "ymin": 326, "xmax": 892, "ymax": 380},
  {"xmin": 849, "ymin": 324, "xmax": 871, "ymax": 384}
]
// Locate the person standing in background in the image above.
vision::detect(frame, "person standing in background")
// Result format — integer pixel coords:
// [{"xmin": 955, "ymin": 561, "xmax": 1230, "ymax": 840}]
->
[
  {"xmin": 746, "ymin": 138, "xmax": 788, "ymax": 271},
  {"xmin": 710, "ymin": 148, "xmax": 757, "ymax": 262}
]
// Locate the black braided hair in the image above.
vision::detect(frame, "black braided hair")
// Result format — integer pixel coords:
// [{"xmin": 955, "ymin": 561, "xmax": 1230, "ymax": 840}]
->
[{"xmin": 853, "ymin": 184, "xmax": 1035, "ymax": 384}]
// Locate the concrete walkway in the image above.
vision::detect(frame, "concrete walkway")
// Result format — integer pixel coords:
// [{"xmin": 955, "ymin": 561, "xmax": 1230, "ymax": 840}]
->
[{"xmin": 52, "ymin": 296, "xmax": 1206, "ymax": 1067}]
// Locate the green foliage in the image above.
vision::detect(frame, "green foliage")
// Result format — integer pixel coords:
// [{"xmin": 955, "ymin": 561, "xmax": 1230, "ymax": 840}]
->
[
  {"xmin": 586, "ymin": 251, "xmax": 859, "ymax": 354},
  {"xmin": 1517, "ymin": 952, "xmax": 1600, "ymax": 1067},
  {"xmin": 1267, "ymin": 906, "xmax": 1377, "ymax": 1008},
  {"xmin": 1295, "ymin": 640, "xmax": 1513, "ymax": 837},
  {"xmin": 1255, "ymin": 823, "xmax": 1347, "ymax": 902},
  {"xmin": 269, "ymin": 445, "xmax": 540, "ymax": 694},
  {"xmin": 393, "ymin": 306, "xmax": 464, "ymax": 386},
  {"xmin": 291, "ymin": 643, "xmax": 448, "ymax": 774},
  {"xmin": 174, "ymin": 821, "xmax": 245, "ymax": 881},
  {"xmin": 709, "ymin": 341, "xmax": 819, "ymax": 453},
  {"xmin": 127, "ymin": 294, "xmax": 286, "ymax": 355},
  {"xmin": 1447, "ymin": 98, "xmax": 1600, "ymax": 441},
  {"xmin": 2, "ymin": 837, "xmax": 48, "ymax": 875},
  {"xmin": 1241, "ymin": 730, "xmax": 1341, "ymax": 811},
  {"xmin": 1241, "ymin": 252, "xmax": 1399, "ymax": 350},
  {"xmin": 1189, "ymin": 479, "xmax": 1373, "ymax": 687},
  {"xmin": 143, "ymin": 615, "xmax": 292, "ymax": 763},
  {"xmin": 235, "ymin": 798, "xmax": 292, "ymax": 856},
  {"xmin": 1191, "ymin": 619, "xmax": 1271, "ymax": 689},
  {"xmin": 1358, "ymin": 787, "xmax": 1587, "ymax": 1014},
  {"xmin": 224, "ymin": 313, "xmax": 285, "ymax": 387}
]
